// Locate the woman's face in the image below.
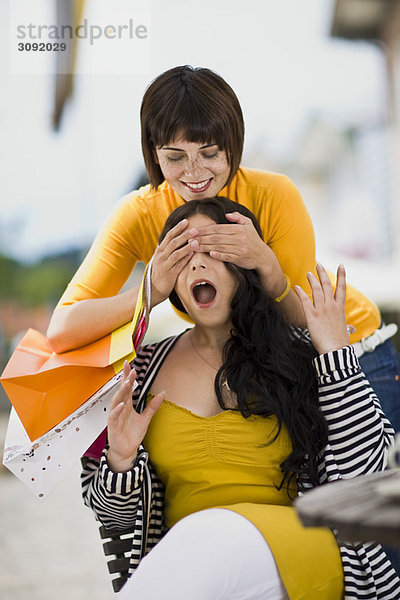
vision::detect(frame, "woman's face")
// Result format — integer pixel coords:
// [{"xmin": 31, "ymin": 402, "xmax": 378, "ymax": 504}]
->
[
  {"xmin": 174, "ymin": 214, "xmax": 238, "ymax": 328},
  {"xmin": 155, "ymin": 137, "xmax": 230, "ymax": 202}
]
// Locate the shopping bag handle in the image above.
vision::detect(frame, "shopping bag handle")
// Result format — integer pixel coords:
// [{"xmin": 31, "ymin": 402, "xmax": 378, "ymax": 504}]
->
[{"xmin": 131, "ymin": 257, "xmax": 153, "ymax": 351}]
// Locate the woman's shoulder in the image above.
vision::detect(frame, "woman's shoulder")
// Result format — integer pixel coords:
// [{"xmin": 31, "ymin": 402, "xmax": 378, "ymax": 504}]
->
[
  {"xmin": 131, "ymin": 334, "xmax": 183, "ymax": 400},
  {"xmin": 228, "ymin": 167, "xmax": 304, "ymax": 217},
  {"xmin": 133, "ymin": 333, "xmax": 182, "ymax": 369},
  {"xmin": 235, "ymin": 166, "xmax": 296, "ymax": 191},
  {"xmin": 118, "ymin": 181, "xmax": 165, "ymax": 211},
  {"xmin": 114, "ymin": 181, "xmax": 183, "ymax": 232}
]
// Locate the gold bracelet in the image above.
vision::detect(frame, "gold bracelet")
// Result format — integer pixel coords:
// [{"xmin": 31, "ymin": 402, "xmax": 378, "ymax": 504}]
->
[{"xmin": 274, "ymin": 274, "xmax": 291, "ymax": 303}]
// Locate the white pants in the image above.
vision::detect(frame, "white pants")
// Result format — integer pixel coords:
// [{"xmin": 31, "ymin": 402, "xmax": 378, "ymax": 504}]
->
[{"xmin": 117, "ymin": 508, "xmax": 289, "ymax": 600}]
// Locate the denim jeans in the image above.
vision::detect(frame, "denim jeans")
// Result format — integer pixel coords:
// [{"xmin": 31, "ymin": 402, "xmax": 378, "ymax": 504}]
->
[
  {"xmin": 358, "ymin": 338, "xmax": 400, "ymax": 575},
  {"xmin": 358, "ymin": 338, "xmax": 400, "ymax": 434}
]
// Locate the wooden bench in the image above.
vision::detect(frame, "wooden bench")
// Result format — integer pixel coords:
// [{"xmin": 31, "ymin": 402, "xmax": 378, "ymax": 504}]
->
[{"xmin": 295, "ymin": 469, "xmax": 400, "ymax": 546}]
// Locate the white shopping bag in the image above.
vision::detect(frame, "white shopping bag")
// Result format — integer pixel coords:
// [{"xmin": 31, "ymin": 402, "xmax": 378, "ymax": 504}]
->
[{"xmin": 2, "ymin": 370, "xmax": 137, "ymax": 500}]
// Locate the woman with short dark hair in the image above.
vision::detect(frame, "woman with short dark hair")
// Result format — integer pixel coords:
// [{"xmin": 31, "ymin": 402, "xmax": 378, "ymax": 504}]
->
[{"xmin": 48, "ymin": 64, "xmax": 400, "ymax": 432}]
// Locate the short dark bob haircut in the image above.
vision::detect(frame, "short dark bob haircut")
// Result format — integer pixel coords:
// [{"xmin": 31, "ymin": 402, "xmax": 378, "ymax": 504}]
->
[{"xmin": 141, "ymin": 65, "xmax": 245, "ymax": 189}]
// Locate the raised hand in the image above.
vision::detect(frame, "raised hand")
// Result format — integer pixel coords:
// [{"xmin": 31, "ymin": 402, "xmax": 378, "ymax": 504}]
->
[
  {"xmin": 150, "ymin": 219, "xmax": 195, "ymax": 308},
  {"xmin": 295, "ymin": 263, "xmax": 349, "ymax": 355},
  {"xmin": 107, "ymin": 361, "xmax": 164, "ymax": 472}
]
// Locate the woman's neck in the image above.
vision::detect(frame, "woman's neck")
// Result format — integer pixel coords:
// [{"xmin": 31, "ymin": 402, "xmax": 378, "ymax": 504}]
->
[{"xmin": 190, "ymin": 323, "xmax": 231, "ymax": 353}]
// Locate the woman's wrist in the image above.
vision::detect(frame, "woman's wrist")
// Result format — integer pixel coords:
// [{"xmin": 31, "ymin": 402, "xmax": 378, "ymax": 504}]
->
[
  {"xmin": 257, "ymin": 263, "xmax": 287, "ymax": 297},
  {"xmin": 274, "ymin": 275, "xmax": 291, "ymax": 303},
  {"xmin": 254, "ymin": 245, "xmax": 287, "ymax": 297},
  {"xmin": 149, "ymin": 284, "xmax": 166, "ymax": 310},
  {"xmin": 107, "ymin": 448, "xmax": 138, "ymax": 473}
]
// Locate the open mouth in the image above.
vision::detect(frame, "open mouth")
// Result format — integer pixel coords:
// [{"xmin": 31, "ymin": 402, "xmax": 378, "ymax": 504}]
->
[
  {"xmin": 191, "ymin": 280, "xmax": 217, "ymax": 307},
  {"xmin": 182, "ymin": 178, "xmax": 212, "ymax": 193}
]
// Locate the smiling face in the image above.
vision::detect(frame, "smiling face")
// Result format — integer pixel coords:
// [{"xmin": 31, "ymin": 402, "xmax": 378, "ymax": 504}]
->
[
  {"xmin": 155, "ymin": 138, "xmax": 231, "ymax": 202},
  {"xmin": 174, "ymin": 214, "xmax": 238, "ymax": 327}
]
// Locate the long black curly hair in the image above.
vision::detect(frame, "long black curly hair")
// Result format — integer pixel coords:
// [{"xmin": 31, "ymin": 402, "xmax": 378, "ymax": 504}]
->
[{"xmin": 159, "ymin": 198, "xmax": 328, "ymax": 492}]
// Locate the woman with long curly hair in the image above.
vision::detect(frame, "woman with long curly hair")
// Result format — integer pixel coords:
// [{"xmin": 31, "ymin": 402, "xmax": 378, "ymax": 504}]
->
[{"xmin": 82, "ymin": 198, "xmax": 399, "ymax": 599}]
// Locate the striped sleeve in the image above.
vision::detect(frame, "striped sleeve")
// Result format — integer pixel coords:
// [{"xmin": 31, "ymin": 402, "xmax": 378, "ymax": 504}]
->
[
  {"xmin": 313, "ymin": 345, "xmax": 395, "ymax": 481},
  {"xmin": 81, "ymin": 445, "xmax": 149, "ymax": 530},
  {"xmin": 302, "ymin": 346, "xmax": 400, "ymax": 599},
  {"xmin": 340, "ymin": 541, "xmax": 400, "ymax": 599}
]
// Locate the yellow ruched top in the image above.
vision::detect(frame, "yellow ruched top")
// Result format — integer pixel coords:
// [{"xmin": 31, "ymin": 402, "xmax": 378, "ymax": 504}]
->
[
  {"xmin": 143, "ymin": 397, "xmax": 344, "ymax": 600},
  {"xmin": 144, "ymin": 398, "xmax": 295, "ymax": 527}
]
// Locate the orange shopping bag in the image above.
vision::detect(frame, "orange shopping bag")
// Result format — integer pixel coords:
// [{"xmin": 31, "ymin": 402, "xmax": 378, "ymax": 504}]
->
[{"xmin": 0, "ymin": 261, "xmax": 152, "ymax": 442}]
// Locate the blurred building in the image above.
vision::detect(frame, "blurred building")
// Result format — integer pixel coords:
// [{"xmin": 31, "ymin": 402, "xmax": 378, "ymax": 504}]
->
[
  {"xmin": 331, "ymin": 0, "xmax": 400, "ymax": 262},
  {"xmin": 286, "ymin": 0, "xmax": 400, "ymax": 316}
]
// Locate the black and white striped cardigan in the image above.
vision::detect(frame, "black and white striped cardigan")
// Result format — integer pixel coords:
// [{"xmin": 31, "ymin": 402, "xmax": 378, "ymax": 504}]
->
[{"xmin": 82, "ymin": 333, "xmax": 400, "ymax": 599}]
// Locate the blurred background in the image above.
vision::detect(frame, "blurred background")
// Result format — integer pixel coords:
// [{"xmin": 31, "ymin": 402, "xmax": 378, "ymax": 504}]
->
[{"xmin": 1, "ymin": 0, "xmax": 400, "ymax": 598}]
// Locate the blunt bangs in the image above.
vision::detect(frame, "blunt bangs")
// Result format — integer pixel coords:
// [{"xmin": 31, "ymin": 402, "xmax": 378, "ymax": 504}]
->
[{"xmin": 148, "ymin": 88, "xmax": 230, "ymax": 151}]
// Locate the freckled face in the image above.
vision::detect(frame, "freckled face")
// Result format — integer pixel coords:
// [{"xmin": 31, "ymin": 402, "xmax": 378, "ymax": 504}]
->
[
  {"xmin": 155, "ymin": 138, "xmax": 230, "ymax": 202},
  {"xmin": 174, "ymin": 214, "xmax": 238, "ymax": 327}
]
